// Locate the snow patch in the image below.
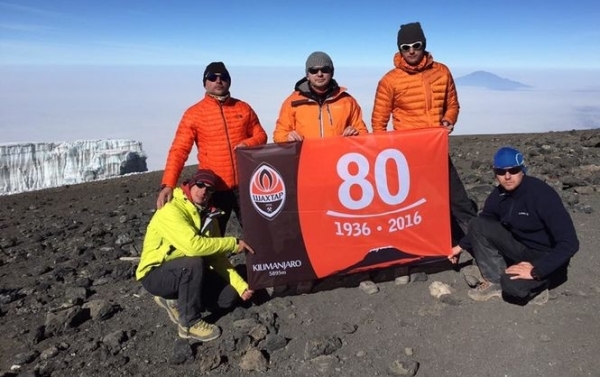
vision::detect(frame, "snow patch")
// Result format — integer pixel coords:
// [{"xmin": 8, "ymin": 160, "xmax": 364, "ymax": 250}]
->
[{"xmin": 0, "ymin": 139, "xmax": 147, "ymax": 195}]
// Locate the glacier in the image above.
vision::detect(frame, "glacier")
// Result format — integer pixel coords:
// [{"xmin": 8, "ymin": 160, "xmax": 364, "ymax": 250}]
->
[{"xmin": 0, "ymin": 139, "xmax": 148, "ymax": 195}]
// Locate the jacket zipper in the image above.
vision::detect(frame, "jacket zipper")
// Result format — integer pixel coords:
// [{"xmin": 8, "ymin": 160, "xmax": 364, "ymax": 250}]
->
[{"xmin": 219, "ymin": 103, "xmax": 237, "ymax": 187}]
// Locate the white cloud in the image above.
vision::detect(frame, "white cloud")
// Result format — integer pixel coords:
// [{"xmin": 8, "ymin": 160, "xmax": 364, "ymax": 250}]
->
[{"xmin": 1, "ymin": 66, "xmax": 598, "ymax": 172}]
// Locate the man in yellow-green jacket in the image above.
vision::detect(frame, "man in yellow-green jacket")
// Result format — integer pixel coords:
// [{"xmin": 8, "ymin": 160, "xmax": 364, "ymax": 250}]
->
[{"xmin": 136, "ymin": 169, "xmax": 255, "ymax": 342}]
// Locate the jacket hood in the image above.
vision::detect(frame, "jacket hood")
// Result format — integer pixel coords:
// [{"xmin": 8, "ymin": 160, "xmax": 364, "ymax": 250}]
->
[
  {"xmin": 393, "ymin": 51, "xmax": 434, "ymax": 73},
  {"xmin": 294, "ymin": 77, "xmax": 343, "ymax": 101}
]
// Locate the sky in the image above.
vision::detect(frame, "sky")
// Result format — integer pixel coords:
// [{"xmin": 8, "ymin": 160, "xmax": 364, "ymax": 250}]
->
[
  {"xmin": 2, "ymin": 0, "xmax": 600, "ymax": 69},
  {"xmin": 1, "ymin": 1, "xmax": 600, "ymax": 172}
]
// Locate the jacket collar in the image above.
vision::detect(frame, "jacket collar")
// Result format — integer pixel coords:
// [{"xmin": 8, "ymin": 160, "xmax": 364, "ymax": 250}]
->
[
  {"xmin": 204, "ymin": 92, "xmax": 232, "ymax": 104},
  {"xmin": 498, "ymin": 175, "xmax": 529, "ymax": 198},
  {"xmin": 294, "ymin": 77, "xmax": 345, "ymax": 103},
  {"xmin": 393, "ymin": 51, "xmax": 434, "ymax": 73}
]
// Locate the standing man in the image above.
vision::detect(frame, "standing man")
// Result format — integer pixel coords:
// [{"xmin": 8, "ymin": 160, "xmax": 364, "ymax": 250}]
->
[
  {"xmin": 273, "ymin": 51, "xmax": 368, "ymax": 293},
  {"xmin": 157, "ymin": 62, "xmax": 268, "ymax": 234},
  {"xmin": 371, "ymin": 22, "xmax": 477, "ymax": 244},
  {"xmin": 137, "ymin": 169, "xmax": 255, "ymax": 341},
  {"xmin": 449, "ymin": 147, "xmax": 579, "ymax": 305},
  {"xmin": 273, "ymin": 51, "xmax": 368, "ymax": 142}
]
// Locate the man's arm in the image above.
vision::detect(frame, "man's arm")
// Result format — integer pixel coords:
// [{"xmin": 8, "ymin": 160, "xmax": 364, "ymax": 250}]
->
[
  {"xmin": 530, "ymin": 189, "xmax": 579, "ymax": 277},
  {"xmin": 371, "ymin": 77, "xmax": 394, "ymax": 133},
  {"xmin": 347, "ymin": 97, "xmax": 369, "ymax": 135},
  {"xmin": 155, "ymin": 204, "xmax": 238, "ymax": 257},
  {"xmin": 241, "ymin": 107, "xmax": 267, "ymax": 147},
  {"xmin": 273, "ymin": 95, "xmax": 299, "ymax": 143},
  {"xmin": 207, "ymin": 254, "xmax": 249, "ymax": 296},
  {"xmin": 441, "ymin": 70, "xmax": 459, "ymax": 126},
  {"xmin": 161, "ymin": 110, "xmax": 197, "ymax": 188}
]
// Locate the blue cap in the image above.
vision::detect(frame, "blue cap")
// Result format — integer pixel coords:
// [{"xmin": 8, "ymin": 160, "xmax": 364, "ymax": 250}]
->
[{"xmin": 493, "ymin": 147, "xmax": 527, "ymax": 172}]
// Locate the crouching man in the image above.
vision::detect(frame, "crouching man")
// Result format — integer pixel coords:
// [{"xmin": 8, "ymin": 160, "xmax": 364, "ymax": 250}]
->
[
  {"xmin": 449, "ymin": 147, "xmax": 579, "ymax": 305},
  {"xmin": 136, "ymin": 169, "xmax": 254, "ymax": 341}
]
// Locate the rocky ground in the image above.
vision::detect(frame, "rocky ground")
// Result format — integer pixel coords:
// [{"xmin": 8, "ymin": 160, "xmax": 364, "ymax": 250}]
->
[{"xmin": 1, "ymin": 129, "xmax": 600, "ymax": 377}]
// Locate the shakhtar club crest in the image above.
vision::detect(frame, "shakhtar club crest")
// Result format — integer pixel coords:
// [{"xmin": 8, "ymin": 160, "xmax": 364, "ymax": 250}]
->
[{"xmin": 249, "ymin": 163, "xmax": 286, "ymax": 220}]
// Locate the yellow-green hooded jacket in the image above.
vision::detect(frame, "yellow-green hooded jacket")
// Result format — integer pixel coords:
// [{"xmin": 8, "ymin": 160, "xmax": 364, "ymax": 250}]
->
[{"xmin": 135, "ymin": 188, "xmax": 248, "ymax": 296}]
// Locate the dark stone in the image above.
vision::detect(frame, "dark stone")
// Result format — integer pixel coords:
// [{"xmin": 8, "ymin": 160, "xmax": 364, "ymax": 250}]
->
[
  {"xmin": 259, "ymin": 334, "xmax": 288, "ymax": 353},
  {"xmin": 13, "ymin": 350, "xmax": 39, "ymax": 365},
  {"xmin": 304, "ymin": 336, "xmax": 342, "ymax": 360},
  {"xmin": 169, "ymin": 339, "xmax": 193, "ymax": 365}
]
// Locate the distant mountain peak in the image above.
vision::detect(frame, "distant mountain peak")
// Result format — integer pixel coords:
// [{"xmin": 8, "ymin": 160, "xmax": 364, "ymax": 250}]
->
[{"xmin": 456, "ymin": 70, "xmax": 531, "ymax": 91}]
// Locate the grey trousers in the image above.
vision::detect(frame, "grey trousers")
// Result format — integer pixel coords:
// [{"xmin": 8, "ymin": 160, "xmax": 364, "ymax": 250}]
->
[
  {"xmin": 468, "ymin": 217, "xmax": 550, "ymax": 300},
  {"xmin": 141, "ymin": 256, "xmax": 239, "ymax": 327}
]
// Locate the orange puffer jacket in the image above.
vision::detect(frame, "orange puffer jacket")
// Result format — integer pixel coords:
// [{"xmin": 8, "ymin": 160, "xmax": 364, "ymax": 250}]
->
[
  {"xmin": 273, "ymin": 78, "xmax": 368, "ymax": 142},
  {"xmin": 371, "ymin": 52, "xmax": 459, "ymax": 132},
  {"xmin": 162, "ymin": 94, "xmax": 267, "ymax": 191}
]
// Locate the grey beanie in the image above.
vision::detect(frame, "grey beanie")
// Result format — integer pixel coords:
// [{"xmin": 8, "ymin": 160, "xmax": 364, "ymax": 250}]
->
[{"xmin": 305, "ymin": 51, "xmax": 334, "ymax": 74}]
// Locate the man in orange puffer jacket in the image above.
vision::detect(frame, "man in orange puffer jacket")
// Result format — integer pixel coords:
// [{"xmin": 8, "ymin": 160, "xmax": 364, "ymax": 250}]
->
[
  {"xmin": 371, "ymin": 22, "xmax": 477, "ymax": 246},
  {"xmin": 273, "ymin": 51, "xmax": 368, "ymax": 142},
  {"xmin": 273, "ymin": 51, "xmax": 368, "ymax": 294},
  {"xmin": 157, "ymin": 62, "xmax": 267, "ymax": 234}
]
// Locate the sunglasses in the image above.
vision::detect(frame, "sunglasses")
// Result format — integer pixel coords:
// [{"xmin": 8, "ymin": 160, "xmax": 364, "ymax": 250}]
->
[
  {"xmin": 399, "ymin": 41, "xmax": 424, "ymax": 52},
  {"xmin": 308, "ymin": 66, "xmax": 333, "ymax": 75},
  {"xmin": 494, "ymin": 166, "xmax": 523, "ymax": 176},
  {"xmin": 205, "ymin": 73, "xmax": 230, "ymax": 82},
  {"xmin": 195, "ymin": 181, "xmax": 215, "ymax": 193}
]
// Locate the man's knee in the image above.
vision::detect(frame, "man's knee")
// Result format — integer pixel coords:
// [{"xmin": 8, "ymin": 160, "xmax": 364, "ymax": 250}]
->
[
  {"xmin": 177, "ymin": 257, "xmax": 206, "ymax": 286},
  {"xmin": 500, "ymin": 273, "xmax": 530, "ymax": 299},
  {"xmin": 178, "ymin": 256, "xmax": 205, "ymax": 271},
  {"xmin": 469, "ymin": 216, "xmax": 504, "ymax": 236},
  {"xmin": 219, "ymin": 286, "xmax": 241, "ymax": 309},
  {"xmin": 468, "ymin": 216, "xmax": 488, "ymax": 234},
  {"xmin": 548, "ymin": 262, "xmax": 569, "ymax": 289}
]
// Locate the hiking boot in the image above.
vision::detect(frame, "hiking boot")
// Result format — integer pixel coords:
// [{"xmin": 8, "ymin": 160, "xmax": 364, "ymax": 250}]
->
[
  {"xmin": 178, "ymin": 320, "xmax": 221, "ymax": 342},
  {"xmin": 394, "ymin": 266, "xmax": 410, "ymax": 285},
  {"xmin": 461, "ymin": 265, "xmax": 483, "ymax": 288},
  {"xmin": 154, "ymin": 296, "xmax": 179, "ymax": 324},
  {"xmin": 296, "ymin": 280, "xmax": 314, "ymax": 294},
  {"xmin": 468, "ymin": 281, "xmax": 502, "ymax": 301},
  {"xmin": 529, "ymin": 288, "xmax": 549, "ymax": 306},
  {"xmin": 394, "ymin": 275, "xmax": 410, "ymax": 285},
  {"xmin": 410, "ymin": 271, "xmax": 428, "ymax": 282}
]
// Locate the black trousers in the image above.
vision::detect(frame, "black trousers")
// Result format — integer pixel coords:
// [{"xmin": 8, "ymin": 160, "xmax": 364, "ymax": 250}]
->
[
  {"xmin": 141, "ymin": 257, "xmax": 239, "ymax": 327},
  {"xmin": 448, "ymin": 156, "xmax": 478, "ymax": 245},
  {"xmin": 468, "ymin": 217, "xmax": 551, "ymax": 300},
  {"xmin": 212, "ymin": 188, "xmax": 242, "ymax": 235}
]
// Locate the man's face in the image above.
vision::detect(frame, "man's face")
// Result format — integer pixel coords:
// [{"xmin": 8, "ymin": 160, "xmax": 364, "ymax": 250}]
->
[
  {"xmin": 494, "ymin": 166, "xmax": 524, "ymax": 192},
  {"xmin": 204, "ymin": 73, "xmax": 231, "ymax": 96},
  {"xmin": 306, "ymin": 66, "xmax": 333, "ymax": 91},
  {"xmin": 190, "ymin": 181, "xmax": 214, "ymax": 206},
  {"xmin": 399, "ymin": 41, "xmax": 425, "ymax": 66}
]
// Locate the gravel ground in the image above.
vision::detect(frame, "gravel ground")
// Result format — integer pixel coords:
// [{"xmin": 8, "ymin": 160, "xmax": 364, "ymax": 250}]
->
[{"xmin": 1, "ymin": 129, "xmax": 599, "ymax": 377}]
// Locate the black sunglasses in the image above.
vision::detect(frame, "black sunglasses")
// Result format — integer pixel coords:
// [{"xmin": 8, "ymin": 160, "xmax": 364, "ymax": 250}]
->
[
  {"xmin": 494, "ymin": 166, "xmax": 523, "ymax": 176},
  {"xmin": 399, "ymin": 41, "xmax": 423, "ymax": 52},
  {"xmin": 195, "ymin": 181, "xmax": 215, "ymax": 193},
  {"xmin": 205, "ymin": 73, "xmax": 230, "ymax": 82},
  {"xmin": 308, "ymin": 66, "xmax": 333, "ymax": 75}
]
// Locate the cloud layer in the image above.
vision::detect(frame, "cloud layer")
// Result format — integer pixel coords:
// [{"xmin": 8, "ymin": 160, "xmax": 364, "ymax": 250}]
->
[{"xmin": 1, "ymin": 66, "xmax": 599, "ymax": 171}]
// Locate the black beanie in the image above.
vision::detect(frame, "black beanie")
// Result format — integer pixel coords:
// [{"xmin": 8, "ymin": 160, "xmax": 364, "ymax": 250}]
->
[
  {"xmin": 203, "ymin": 62, "xmax": 230, "ymax": 85},
  {"xmin": 397, "ymin": 22, "xmax": 427, "ymax": 51}
]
